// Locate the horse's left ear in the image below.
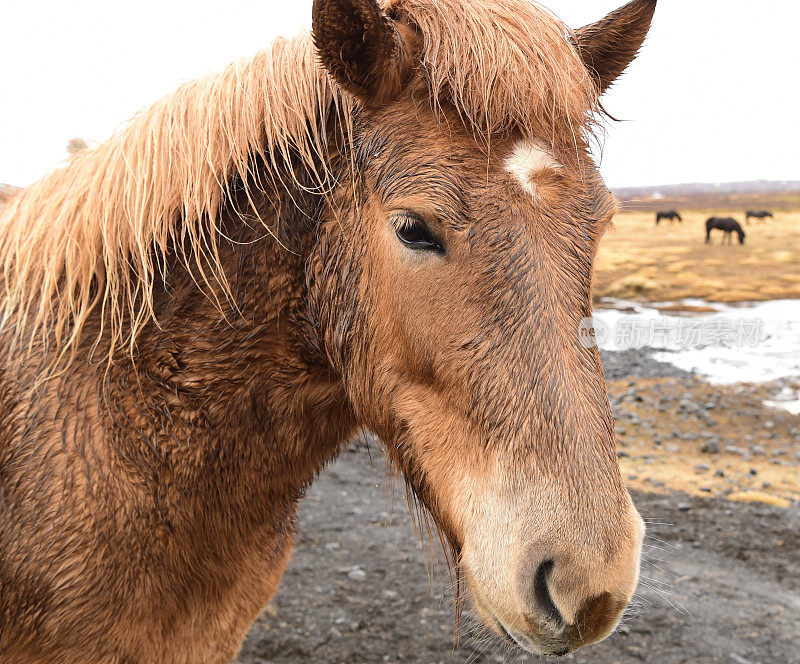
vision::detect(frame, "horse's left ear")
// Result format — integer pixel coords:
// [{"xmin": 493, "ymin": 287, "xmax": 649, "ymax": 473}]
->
[
  {"xmin": 573, "ymin": 0, "xmax": 657, "ymax": 95},
  {"xmin": 312, "ymin": 0, "xmax": 415, "ymax": 104}
]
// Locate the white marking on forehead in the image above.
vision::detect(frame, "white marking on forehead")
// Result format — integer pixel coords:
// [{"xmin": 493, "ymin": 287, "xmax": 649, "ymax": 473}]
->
[{"xmin": 504, "ymin": 140, "xmax": 560, "ymax": 196}]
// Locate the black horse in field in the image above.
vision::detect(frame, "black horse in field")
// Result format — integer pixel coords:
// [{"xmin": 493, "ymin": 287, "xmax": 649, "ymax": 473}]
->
[
  {"xmin": 745, "ymin": 209, "xmax": 774, "ymax": 223},
  {"xmin": 706, "ymin": 217, "xmax": 746, "ymax": 245},
  {"xmin": 656, "ymin": 210, "xmax": 682, "ymax": 224}
]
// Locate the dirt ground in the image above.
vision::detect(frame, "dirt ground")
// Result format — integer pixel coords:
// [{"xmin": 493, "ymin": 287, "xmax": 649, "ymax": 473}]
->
[
  {"xmin": 593, "ymin": 210, "xmax": 800, "ymax": 303},
  {"xmin": 235, "ymin": 351, "xmax": 800, "ymax": 664},
  {"xmin": 611, "ymin": 375, "xmax": 800, "ymax": 506}
]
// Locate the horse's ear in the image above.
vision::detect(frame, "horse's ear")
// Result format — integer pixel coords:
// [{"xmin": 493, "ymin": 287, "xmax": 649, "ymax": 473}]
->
[
  {"xmin": 312, "ymin": 0, "xmax": 414, "ymax": 104},
  {"xmin": 573, "ymin": 0, "xmax": 656, "ymax": 95}
]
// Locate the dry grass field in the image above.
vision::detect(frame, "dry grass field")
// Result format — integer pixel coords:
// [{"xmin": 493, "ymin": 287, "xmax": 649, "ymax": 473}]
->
[{"xmin": 594, "ymin": 207, "xmax": 800, "ymax": 303}]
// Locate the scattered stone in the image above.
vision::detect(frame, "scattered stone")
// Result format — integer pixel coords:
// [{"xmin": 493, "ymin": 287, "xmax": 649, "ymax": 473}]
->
[
  {"xmin": 700, "ymin": 440, "xmax": 720, "ymax": 454},
  {"xmin": 677, "ymin": 503, "xmax": 691, "ymax": 511},
  {"xmin": 730, "ymin": 653, "xmax": 753, "ymax": 664},
  {"xmin": 347, "ymin": 567, "xmax": 367, "ymax": 581}
]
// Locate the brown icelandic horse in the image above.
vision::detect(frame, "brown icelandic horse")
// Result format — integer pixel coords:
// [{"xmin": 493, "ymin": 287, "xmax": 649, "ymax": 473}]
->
[
  {"xmin": 745, "ymin": 209, "xmax": 774, "ymax": 223},
  {"xmin": 706, "ymin": 216, "xmax": 746, "ymax": 244},
  {"xmin": 655, "ymin": 209, "xmax": 682, "ymax": 224},
  {"xmin": 0, "ymin": 0, "xmax": 656, "ymax": 661},
  {"xmin": 0, "ymin": 184, "xmax": 18, "ymax": 207}
]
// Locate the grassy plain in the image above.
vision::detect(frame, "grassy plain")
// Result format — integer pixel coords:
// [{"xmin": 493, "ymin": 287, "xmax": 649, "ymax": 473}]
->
[{"xmin": 594, "ymin": 205, "xmax": 800, "ymax": 304}]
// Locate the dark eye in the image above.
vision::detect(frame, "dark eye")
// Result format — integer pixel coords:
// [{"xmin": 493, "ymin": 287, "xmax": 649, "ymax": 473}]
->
[{"xmin": 394, "ymin": 215, "xmax": 444, "ymax": 254}]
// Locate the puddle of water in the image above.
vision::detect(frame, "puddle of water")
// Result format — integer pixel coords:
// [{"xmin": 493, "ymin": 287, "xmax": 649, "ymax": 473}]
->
[
  {"xmin": 764, "ymin": 385, "xmax": 800, "ymax": 415},
  {"xmin": 765, "ymin": 399, "xmax": 800, "ymax": 415},
  {"xmin": 592, "ymin": 298, "xmax": 800, "ymax": 391}
]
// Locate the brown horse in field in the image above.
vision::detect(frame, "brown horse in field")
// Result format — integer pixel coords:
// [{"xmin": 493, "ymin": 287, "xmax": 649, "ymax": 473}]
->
[
  {"xmin": 0, "ymin": 184, "xmax": 18, "ymax": 207},
  {"xmin": 745, "ymin": 209, "xmax": 774, "ymax": 223},
  {"xmin": 655, "ymin": 209, "xmax": 682, "ymax": 224},
  {"xmin": 0, "ymin": 0, "xmax": 656, "ymax": 661},
  {"xmin": 706, "ymin": 217, "xmax": 746, "ymax": 245}
]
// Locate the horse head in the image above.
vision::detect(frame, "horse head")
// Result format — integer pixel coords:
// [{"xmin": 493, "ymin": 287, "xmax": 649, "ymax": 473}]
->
[{"xmin": 310, "ymin": 0, "xmax": 656, "ymax": 654}]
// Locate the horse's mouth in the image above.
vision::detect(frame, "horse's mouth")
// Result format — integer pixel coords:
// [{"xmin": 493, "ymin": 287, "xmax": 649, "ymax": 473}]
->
[
  {"xmin": 472, "ymin": 593, "xmax": 573, "ymax": 657},
  {"xmin": 491, "ymin": 612, "xmax": 573, "ymax": 657}
]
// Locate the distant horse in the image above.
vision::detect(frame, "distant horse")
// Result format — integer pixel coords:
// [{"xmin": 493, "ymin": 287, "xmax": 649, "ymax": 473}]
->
[
  {"xmin": 706, "ymin": 217, "xmax": 746, "ymax": 244},
  {"xmin": 0, "ymin": 183, "xmax": 18, "ymax": 207},
  {"xmin": 656, "ymin": 209, "xmax": 682, "ymax": 224},
  {"xmin": 0, "ymin": 0, "xmax": 656, "ymax": 661},
  {"xmin": 745, "ymin": 209, "xmax": 774, "ymax": 223}
]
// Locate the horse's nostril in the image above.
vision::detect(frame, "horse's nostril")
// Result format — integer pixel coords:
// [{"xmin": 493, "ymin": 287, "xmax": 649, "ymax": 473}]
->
[
  {"xmin": 533, "ymin": 559, "xmax": 563, "ymax": 625},
  {"xmin": 575, "ymin": 591, "xmax": 621, "ymax": 642}
]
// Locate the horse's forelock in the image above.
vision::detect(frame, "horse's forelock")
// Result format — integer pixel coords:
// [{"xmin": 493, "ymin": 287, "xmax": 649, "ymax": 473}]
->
[{"xmin": 387, "ymin": 0, "xmax": 600, "ymax": 145}]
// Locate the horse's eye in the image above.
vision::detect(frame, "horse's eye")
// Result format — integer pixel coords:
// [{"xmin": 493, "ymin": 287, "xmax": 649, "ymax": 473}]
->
[{"xmin": 394, "ymin": 215, "xmax": 444, "ymax": 254}]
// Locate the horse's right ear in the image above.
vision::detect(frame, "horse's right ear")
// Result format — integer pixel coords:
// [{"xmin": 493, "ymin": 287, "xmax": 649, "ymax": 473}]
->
[{"xmin": 312, "ymin": 0, "xmax": 415, "ymax": 104}]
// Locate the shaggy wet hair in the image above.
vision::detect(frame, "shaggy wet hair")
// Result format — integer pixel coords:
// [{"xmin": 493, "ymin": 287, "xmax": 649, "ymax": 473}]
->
[{"xmin": 0, "ymin": 0, "xmax": 598, "ymax": 364}]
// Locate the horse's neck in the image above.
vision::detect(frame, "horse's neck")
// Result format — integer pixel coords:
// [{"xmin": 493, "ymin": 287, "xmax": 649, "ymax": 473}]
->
[{"xmin": 125, "ymin": 186, "xmax": 354, "ymax": 494}]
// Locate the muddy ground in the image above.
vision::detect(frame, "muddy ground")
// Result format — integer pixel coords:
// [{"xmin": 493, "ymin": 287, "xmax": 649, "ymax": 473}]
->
[{"xmin": 236, "ymin": 351, "xmax": 800, "ymax": 664}]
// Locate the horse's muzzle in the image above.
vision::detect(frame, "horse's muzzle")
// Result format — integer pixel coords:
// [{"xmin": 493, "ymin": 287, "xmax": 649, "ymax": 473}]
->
[{"xmin": 468, "ymin": 499, "xmax": 645, "ymax": 656}]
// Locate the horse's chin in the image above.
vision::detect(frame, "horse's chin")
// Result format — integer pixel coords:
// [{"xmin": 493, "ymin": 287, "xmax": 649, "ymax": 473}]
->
[{"xmin": 468, "ymin": 585, "xmax": 573, "ymax": 657}]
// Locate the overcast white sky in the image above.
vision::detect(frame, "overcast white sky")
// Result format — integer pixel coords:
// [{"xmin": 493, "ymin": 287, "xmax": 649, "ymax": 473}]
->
[{"xmin": 0, "ymin": 0, "xmax": 796, "ymax": 188}]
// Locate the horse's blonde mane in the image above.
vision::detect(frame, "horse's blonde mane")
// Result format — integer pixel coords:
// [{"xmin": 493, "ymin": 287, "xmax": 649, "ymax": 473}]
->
[
  {"xmin": 0, "ymin": 0, "xmax": 598, "ymax": 362},
  {"xmin": 0, "ymin": 33, "xmax": 344, "ymax": 361}
]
